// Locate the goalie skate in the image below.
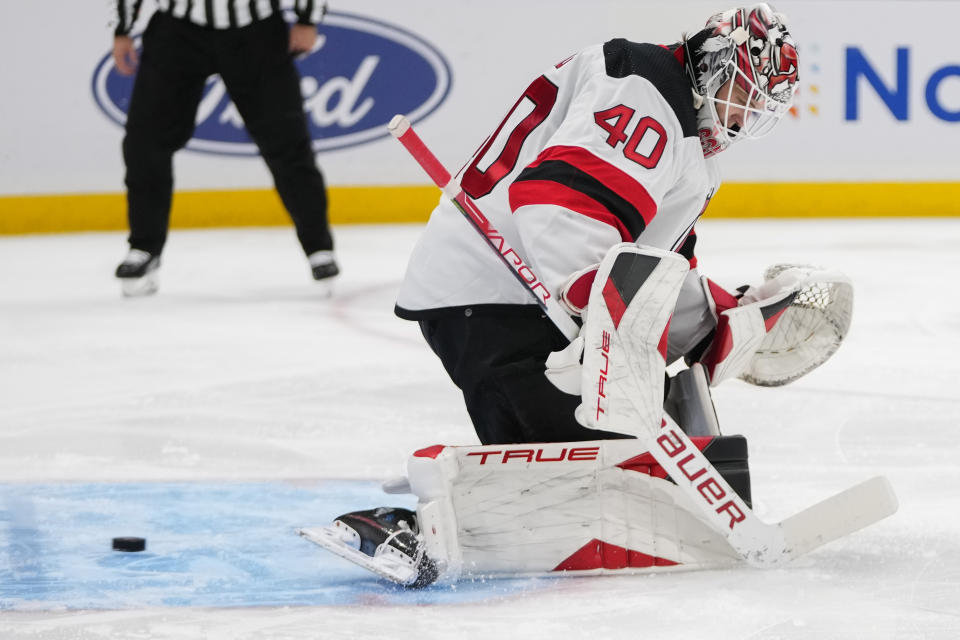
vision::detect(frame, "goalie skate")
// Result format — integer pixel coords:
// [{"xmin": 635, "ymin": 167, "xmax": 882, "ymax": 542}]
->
[{"xmin": 298, "ymin": 507, "xmax": 439, "ymax": 588}]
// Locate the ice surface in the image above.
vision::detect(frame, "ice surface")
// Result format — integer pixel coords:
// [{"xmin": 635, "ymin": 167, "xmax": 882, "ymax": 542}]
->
[{"xmin": 1, "ymin": 221, "xmax": 959, "ymax": 639}]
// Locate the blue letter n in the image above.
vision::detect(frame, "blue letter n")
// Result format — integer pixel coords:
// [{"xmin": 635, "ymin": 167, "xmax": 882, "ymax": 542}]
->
[{"xmin": 846, "ymin": 47, "xmax": 909, "ymax": 121}]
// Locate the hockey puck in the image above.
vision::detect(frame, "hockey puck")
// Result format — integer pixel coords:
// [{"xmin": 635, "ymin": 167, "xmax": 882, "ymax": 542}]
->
[{"xmin": 112, "ymin": 536, "xmax": 146, "ymax": 552}]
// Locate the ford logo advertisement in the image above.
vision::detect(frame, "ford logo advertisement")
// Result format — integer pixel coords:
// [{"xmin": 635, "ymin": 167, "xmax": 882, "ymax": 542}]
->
[{"xmin": 92, "ymin": 11, "xmax": 452, "ymax": 155}]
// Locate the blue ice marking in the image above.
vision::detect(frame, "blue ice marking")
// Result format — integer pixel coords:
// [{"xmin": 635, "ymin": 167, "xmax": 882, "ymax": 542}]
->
[{"xmin": 0, "ymin": 481, "xmax": 547, "ymax": 610}]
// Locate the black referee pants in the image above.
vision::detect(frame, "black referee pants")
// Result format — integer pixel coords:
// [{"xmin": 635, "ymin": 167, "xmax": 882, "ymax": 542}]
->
[
  {"xmin": 418, "ymin": 306, "xmax": 632, "ymax": 445},
  {"xmin": 122, "ymin": 12, "xmax": 332, "ymax": 256}
]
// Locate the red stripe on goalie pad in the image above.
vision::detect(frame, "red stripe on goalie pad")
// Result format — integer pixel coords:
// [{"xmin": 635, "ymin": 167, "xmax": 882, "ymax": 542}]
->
[
  {"xmin": 553, "ymin": 538, "xmax": 679, "ymax": 571},
  {"xmin": 616, "ymin": 436, "xmax": 715, "ymax": 479},
  {"xmin": 413, "ymin": 444, "xmax": 447, "ymax": 459},
  {"xmin": 658, "ymin": 317, "xmax": 671, "ymax": 360},
  {"xmin": 602, "ymin": 277, "xmax": 628, "ymax": 329}
]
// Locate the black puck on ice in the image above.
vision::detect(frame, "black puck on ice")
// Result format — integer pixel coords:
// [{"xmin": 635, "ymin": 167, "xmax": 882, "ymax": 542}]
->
[{"xmin": 112, "ymin": 536, "xmax": 146, "ymax": 552}]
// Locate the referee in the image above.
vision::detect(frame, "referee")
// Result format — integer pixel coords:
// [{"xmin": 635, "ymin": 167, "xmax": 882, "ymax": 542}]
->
[{"xmin": 112, "ymin": 0, "xmax": 338, "ymax": 296}]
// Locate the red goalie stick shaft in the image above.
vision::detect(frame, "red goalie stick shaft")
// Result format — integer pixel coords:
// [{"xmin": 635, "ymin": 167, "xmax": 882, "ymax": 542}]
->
[{"xmin": 388, "ymin": 115, "xmax": 580, "ymax": 341}]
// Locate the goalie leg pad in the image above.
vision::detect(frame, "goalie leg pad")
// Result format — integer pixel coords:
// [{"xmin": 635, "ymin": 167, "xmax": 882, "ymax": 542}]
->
[
  {"xmin": 402, "ymin": 439, "xmax": 751, "ymax": 581},
  {"xmin": 578, "ymin": 244, "xmax": 690, "ymax": 436}
]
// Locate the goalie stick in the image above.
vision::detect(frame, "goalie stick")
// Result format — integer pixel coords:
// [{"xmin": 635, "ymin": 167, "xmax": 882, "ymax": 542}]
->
[
  {"xmin": 388, "ymin": 115, "xmax": 580, "ymax": 341},
  {"xmin": 648, "ymin": 415, "xmax": 897, "ymax": 566},
  {"xmin": 387, "ymin": 114, "xmax": 897, "ymax": 568}
]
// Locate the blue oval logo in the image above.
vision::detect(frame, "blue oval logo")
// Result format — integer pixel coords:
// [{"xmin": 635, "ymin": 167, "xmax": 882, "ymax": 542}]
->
[{"xmin": 91, "ymin": 11, "xmax": 452, "ymax": 155}]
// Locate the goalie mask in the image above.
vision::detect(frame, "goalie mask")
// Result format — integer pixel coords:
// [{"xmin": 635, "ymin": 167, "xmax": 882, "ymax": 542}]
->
[{"xmin": 684, "ymin": 3, "xmax": 799, "ymax": 157}]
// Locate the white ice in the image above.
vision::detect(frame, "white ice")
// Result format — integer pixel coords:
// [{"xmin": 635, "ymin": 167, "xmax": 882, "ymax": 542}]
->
[{"xmin": 1, "ymin": 220, "xmax": 959, "ymax": 639}]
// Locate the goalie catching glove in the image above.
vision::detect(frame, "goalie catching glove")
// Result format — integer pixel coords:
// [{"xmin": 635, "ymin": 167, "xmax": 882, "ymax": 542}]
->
[
  {"xmin": 697, "ymin": 265, "xmax": 853, "ymax": 387},
  {"xmin": 548, "ymin": 258, "xmax": 854, "ymax": 393}
]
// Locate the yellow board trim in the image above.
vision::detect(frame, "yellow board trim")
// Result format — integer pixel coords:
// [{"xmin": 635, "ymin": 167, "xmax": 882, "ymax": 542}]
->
[{"xmin": 1, "ymin": 183, "xmax": 958, "ymax": 234}]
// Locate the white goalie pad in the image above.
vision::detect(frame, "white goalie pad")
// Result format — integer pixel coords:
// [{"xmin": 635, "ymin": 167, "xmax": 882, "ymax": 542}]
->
[
  {"xmin": 404, "ymin": 440, "xmax": 745, "ymax": 583},
  {"xmin": 302, "ymin": 435, "xmax": 896, "ymax": 585},
  {"xmin": 577, "ymin": 244, "xmax": 689, "ymax": 436},
  {"xmin": 738, "ymin": 265, "xmax": 854, "ymax": 387}
]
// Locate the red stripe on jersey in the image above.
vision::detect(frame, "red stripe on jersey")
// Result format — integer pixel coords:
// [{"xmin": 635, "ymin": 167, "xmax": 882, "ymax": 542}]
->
[
  {"xmin": 530, "ymin": 145, "xmax": 659, "ymax": 226},
  {"xmin": 508, "ymin": 179, "xmax": 633, "ymax": 241}
]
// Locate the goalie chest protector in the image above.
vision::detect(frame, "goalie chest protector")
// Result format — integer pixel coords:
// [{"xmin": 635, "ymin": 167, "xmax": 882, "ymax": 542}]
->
[{"xmin": 396, "ymin": 39, "xmax": 720, "ymax": 318}]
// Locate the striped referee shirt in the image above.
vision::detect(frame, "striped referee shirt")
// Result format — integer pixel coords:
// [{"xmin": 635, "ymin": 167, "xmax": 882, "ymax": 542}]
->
[{"xmin": 114, "ymin": 0, "xmax": 325, "ymax": 36}]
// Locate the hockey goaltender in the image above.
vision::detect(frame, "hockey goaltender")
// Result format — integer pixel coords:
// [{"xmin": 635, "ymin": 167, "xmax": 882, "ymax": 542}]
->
[{"xmin": 299, "ymin": 3, "xmax": 898, "ymax": 587}]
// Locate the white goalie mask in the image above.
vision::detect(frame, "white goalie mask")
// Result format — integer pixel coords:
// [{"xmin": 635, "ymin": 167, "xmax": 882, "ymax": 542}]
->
[{"xmin": 684, "ymin": 3, "xmax": 799, "ymax": 157}]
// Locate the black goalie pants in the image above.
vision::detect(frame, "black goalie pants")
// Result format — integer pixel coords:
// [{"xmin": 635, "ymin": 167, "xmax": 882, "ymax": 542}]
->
[
  {"xmin": 417, "ymin": 306, "xmax": 633, "ymax": 445},
  {"xmin": 122, "ymin": 12, "xmax": 332, "ymax": 256}
]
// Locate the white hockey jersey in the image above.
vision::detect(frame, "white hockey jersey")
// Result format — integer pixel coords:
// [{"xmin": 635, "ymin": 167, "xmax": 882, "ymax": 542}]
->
[{"xmin": 396, "ymin": 39, "xmax": 721, "ymax": 359}]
